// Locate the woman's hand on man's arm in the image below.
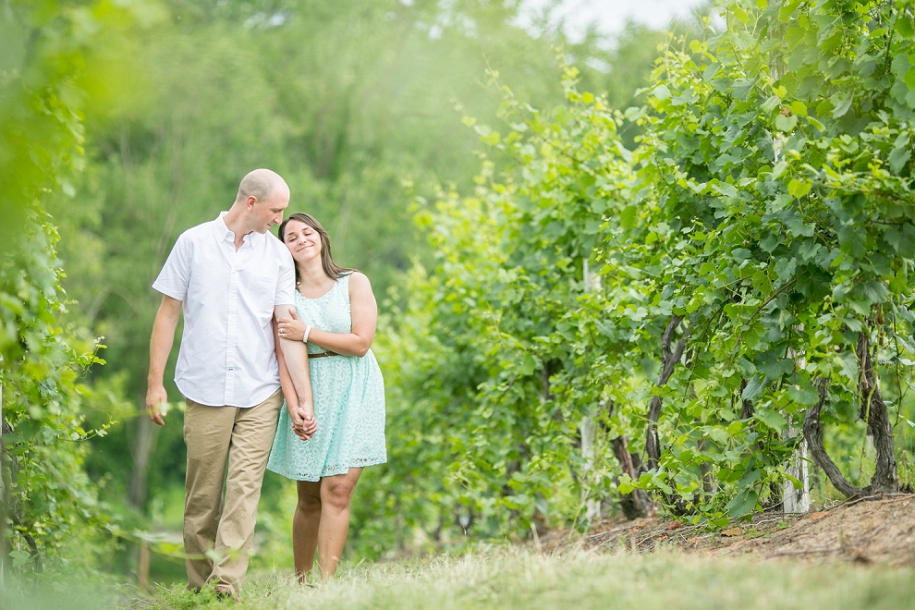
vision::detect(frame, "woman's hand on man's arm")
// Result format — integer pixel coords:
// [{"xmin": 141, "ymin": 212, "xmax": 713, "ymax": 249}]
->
[{"xmin": 275, "ymin": 273, "xmax": 377, "ymax": 357}]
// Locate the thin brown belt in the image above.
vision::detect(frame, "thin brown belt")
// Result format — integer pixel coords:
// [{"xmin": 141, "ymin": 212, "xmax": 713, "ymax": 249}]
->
[{"xmin": 309, "ymin": 351, "xmax": 339, "ymax": 359}]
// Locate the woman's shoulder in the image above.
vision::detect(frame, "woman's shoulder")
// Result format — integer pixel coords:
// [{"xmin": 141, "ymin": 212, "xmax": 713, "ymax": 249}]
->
[
  {"xmin": 344, "ymin": 270, "xmax": 367, "ymax": 281},
  {"xmin": 345, "ymin": 271, "xmax": 373, "ymax": 293}
]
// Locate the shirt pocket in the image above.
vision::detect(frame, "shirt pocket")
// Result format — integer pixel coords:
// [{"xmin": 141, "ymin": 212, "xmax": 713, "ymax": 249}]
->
[{"xmin": 240, "ymin": 265, "xmax": 281, "ymax": 320}]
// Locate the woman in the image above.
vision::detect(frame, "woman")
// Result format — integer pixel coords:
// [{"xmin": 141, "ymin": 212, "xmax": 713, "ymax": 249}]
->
[{"xmin": 267, "ymin": 212, "xmax": 386, "ymax": 581}]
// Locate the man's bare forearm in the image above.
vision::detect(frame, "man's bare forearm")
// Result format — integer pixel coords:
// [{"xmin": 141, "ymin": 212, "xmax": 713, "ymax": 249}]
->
[
  {"xmin": 147, "ymin": 296, "xmax": 181, "ymax": 425},
  {"xmin": 275, "ymin": 321, "xmax": 299, "ymax": 407},
  {"xmin": 275, "ymin": 306, "xmax": 312, "ymax": 407},
  {"xmin": 148, "ymin": 297, "xmax": 181, "ymax": 384},
  {"xmin": 279, "ymin": 337, "xmax": 312, "ymax": 406}
]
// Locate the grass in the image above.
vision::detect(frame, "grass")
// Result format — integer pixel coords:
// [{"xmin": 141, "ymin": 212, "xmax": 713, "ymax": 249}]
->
[
  {"xmin": 31, "ymin": 546, "xmax": 905, "ymax": 610},
  {"xmin": 3, "ymin": 546, "xmax": 913, "ymax": 609}
]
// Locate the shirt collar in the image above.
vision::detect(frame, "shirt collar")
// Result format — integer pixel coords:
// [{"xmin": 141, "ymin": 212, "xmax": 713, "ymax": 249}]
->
[{"xmin": 214, "ymin": 211, "xmax": 265, "ymax": 247}]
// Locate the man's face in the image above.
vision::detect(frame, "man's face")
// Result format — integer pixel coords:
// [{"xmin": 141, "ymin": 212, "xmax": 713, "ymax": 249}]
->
[{"xmin": 252, "ymin": 190, "xmax": 289, "ymax": 234}]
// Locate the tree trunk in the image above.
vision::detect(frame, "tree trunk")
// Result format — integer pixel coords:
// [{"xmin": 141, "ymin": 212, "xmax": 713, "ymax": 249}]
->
[
  {"xmin": 611, "ymin": 433, "xmax": 653, "ymax": 519},
  {"xmin": 646, "ymin": 315, "xmax": 688, "ymax": 470},
  {"xmin": 856, "ymin": 332, "xmax": 900, "ymax": 494},
  {"xmin": 127, "ymin": 401, "xmax": 160, "ymax": 589},
  {"xmin": 739, "ymin": 379, "xmax": 754, "ymax": 419},
  {"xmin": 697, "ymin": 437, "xmax": 714, "ymax": 496},
  {"xmin": 803, "ymin": 334, "xmax": 903, "ymax": 500},
  {"xmin": 128, "ymin": 406, "xmax": 160, "ymax": 509},
  {"xmin": 643, "ymin": 316, "xmax": 692, "ymax": 515},
  {"xmin": 803, "ymin": 378, "xmax": 865, "ymax": 497}
]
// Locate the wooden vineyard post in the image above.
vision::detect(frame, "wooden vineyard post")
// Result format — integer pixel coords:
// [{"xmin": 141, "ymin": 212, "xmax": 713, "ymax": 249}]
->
[
  {"xmin": 767, "ymin": 20, "xmax": 809, "ymax": 513},
  {"xmin": 581, "ymin": 260, "xmax": 601, "ymax": 522},
  {"xmin": 138, "ymin": 537, "xmax": 150, "ymax": 592},
  {"xmin": 783, "ymin": 423, "xmax": 810, "ymax": 513},
  {"xmin": 784, "ymin": 342, "xmax": 810, "ymax": 513}
]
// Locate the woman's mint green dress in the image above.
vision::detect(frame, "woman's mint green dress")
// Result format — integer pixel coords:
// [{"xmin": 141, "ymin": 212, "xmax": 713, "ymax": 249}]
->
[{"xmin": 267, "ymin": 274, "xmax": 386, "ymax": 481}]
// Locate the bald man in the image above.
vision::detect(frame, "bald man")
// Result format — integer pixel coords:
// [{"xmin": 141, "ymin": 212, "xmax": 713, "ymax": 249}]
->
[{"xmin": 146, "ymin": 169, "xmax": 315, "ymax": 597}]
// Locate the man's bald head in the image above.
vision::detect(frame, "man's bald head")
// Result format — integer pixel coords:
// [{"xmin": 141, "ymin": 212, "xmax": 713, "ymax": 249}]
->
[
  {"xmin": 229, "ymin": 168, "xmax": 290, "ymax": 234},
  {"xmin": 235, "ymin": 168, "xmax": 290, "ymax": 205}
]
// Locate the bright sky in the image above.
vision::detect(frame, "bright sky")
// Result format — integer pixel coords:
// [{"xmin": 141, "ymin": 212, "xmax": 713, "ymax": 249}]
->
[{"xmin": 522, "ymin": 0, "xmax": 709, "ymax": 40}]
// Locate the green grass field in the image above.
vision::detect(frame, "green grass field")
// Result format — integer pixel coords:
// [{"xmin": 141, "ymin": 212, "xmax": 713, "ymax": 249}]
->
[{"xmin": 8, "ymin": 547, "xmax": 911, "ymax": 610}]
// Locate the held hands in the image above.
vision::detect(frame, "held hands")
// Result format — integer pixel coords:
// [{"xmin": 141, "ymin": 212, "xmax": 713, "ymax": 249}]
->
[
  {"xmin": 289, "ymin": 399, "xmax": 317, "ymax": 441},
  {"xmin": 276, "ymin": 308, "xmax": 307, "ymax": 342},
  {"xmin": 146, "ymin": 384, "xmax": 168, "ymax": 426}
]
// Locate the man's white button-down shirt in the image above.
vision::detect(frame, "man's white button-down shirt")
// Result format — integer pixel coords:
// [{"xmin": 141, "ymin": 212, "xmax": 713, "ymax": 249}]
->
[{"xmin": 153, "ymin": 213, "xmax": 295, "ymax": 408}]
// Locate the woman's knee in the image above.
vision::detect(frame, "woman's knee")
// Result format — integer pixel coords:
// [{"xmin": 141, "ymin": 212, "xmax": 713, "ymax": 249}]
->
[
  {"xmin": 321, "ymin": 481, "xmax": 356, "ymax": 510},
  {"xmin": 296, "ymin": 482, "xmax": 322, "ymax": 512}
]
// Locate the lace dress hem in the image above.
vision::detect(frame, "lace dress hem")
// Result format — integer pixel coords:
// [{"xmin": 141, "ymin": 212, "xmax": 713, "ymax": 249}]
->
[{"xmin": 268, "ymin": 456, "xmax": 387, "ymax": 482}]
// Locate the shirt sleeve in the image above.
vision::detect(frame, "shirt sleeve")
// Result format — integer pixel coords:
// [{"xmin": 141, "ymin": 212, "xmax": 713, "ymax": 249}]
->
[
  {"xmin": 152, "ymin": 233, "xmax": 191, "ymax": 301},
  {"xmin": 275, "ymin": 247, "xmax": 295, "ymax": 306}
]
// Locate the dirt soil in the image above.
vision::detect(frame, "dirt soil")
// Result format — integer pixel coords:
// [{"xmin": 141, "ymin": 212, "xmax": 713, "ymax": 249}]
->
[{"xmin": 540, "ymin": 493, "xmax": 915, "ymax": 567}]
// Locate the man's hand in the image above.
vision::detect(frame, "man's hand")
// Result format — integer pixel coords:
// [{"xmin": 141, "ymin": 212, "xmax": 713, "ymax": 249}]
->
[
  {"xmin": 288, "ymin": 400, "xmax": 317, "ymax": 441},
  {"xmin": 146, "ymin": 384, "xmax": 168, "ymax": 426}
]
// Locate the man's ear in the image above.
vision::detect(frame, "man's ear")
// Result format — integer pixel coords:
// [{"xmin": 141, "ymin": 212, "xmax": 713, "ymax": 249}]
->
[{"xmin": 246, "ymin": 195, "xmax": 258, "ymax": 210}]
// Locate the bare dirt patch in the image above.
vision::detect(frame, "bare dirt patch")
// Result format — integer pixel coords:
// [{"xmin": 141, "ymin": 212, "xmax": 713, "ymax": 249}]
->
[{"xmin": 541, "ymin": 493, "xmax": 915, "ymax": 567}]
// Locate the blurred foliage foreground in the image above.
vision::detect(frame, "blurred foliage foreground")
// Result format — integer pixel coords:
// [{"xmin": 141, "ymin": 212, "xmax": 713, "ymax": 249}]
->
[
  {"xmin": 0, "ymin": 0, "xmax": 166, "ymax": 583},
  {"xmin": 3, "ymin": 0, "xmax": 915, "ymax": 593}
]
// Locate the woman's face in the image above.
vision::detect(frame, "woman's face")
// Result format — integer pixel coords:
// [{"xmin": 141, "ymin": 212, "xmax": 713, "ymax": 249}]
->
[{"xmin": 282, "ymin": 219, "xmax": 322, "ymax": 263}]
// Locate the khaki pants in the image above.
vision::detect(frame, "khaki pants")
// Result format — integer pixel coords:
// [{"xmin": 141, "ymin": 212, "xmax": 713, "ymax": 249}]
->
[{"xmin": 183, "ymin": 389, "xmax": 282, "ymax": 594}]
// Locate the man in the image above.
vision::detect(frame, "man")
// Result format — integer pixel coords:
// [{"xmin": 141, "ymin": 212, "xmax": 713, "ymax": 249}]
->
[{"xmin": 146, "ymin": 169, "xmax": 315, "ymax": 598}]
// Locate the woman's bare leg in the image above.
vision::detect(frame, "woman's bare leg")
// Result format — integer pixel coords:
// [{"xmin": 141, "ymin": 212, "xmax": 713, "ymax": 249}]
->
[
  {"xmin": 293, "ymin": 480, "xmax": 322, "ymax": 581},
  {"xmin": 316, "ymin": 468, "xmax": 363, "ymax": 580}
]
